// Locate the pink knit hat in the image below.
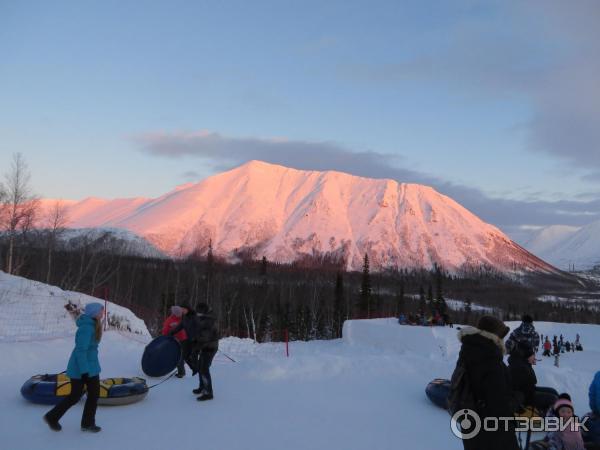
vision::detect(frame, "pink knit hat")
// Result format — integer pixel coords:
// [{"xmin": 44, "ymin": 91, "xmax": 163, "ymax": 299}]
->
[{"xmin": 553, "ymin": 398, "xmax": 574, "ymax": 415}]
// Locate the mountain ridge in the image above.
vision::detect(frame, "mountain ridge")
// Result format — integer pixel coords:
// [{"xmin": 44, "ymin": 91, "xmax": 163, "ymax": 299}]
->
[{"xmin": 39, "ymin": 160, "xmax": 557, "ymax": 273}]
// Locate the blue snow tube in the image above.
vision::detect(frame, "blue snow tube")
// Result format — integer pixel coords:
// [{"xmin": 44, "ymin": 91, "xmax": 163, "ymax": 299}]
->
[
  {"xmin": 20, "ymin": 373, "xmax": 78, "ymax": 405},
  {"xmin": 425, "ymin": 378, "xmax": 450, "ymax": 410},
  {"xmin": 141, "ymin": 335, "xmax": 181, "ymax": 377}
]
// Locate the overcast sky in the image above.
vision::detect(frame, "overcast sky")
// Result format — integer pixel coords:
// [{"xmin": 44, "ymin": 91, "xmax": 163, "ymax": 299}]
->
[{"xmin": 1, "ymin": 0, "xmax": 599, "ymax": 239}]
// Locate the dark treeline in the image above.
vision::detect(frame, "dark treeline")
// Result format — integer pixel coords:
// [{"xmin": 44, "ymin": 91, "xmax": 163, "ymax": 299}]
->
[{"xmin": 2, "ymin": 230, "xmax": 600, "ymax": 342}]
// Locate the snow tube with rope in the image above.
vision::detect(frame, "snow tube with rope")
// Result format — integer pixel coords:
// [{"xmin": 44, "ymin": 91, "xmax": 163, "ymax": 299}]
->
[{"xmin": 20, "ymin": 373, "xmax": 149, "ymax": 406}]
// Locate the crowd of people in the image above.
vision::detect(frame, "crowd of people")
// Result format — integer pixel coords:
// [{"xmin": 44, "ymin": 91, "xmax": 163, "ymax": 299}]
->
[
  {"xmin": 398, "ymin": 310, "xmax": 453, "ymax": 327},
  {"xmin": 451, "ymin": 314, "xmax": 600, "ymax": 450},
  {"xmin": 541, "ymin": 333, "xmax": 584, "ymax": 357}
]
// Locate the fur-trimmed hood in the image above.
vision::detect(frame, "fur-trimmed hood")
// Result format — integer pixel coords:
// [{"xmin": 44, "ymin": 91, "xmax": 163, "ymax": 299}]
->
[{"xmin": 458, "ymin": 326, "xmax": 506, "ymax": 355}]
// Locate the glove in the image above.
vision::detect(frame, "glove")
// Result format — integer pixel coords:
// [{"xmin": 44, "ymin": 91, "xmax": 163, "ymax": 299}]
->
[{"xmin": 81, "ymin": 373, "xmax": 89, "ymax": 382}]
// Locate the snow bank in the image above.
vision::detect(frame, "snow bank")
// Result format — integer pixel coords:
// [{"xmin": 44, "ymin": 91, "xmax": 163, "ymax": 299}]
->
[
  {"xmin": 0, "ymin": 271, "xmax": 150, "ymax": 342},
  {"xmin": 342, "ymin": 318, "xmax": 462, "ymax": 361}
]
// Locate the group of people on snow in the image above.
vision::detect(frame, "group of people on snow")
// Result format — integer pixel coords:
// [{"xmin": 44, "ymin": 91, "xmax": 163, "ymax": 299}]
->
[
  {"xmin": 42, "ymin": 301, "xmax": 219, "ymax": 433},
  {"xmin": 162, "ymin": 303, "xmax": 219, "ymax": 401},
  {"xmin": 452, "ymin": 314, "xmax": 600, "ymax": 450},
  {"xmin": 542, "ymin": 333, "xmax": 583, "ymax": 357},
  {"xmin": 398, "ymin": 310, "xmax": 453, "ymax": 327}
]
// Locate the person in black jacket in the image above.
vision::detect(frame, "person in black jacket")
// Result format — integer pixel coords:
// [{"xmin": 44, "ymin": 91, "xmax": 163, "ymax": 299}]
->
[
  {"xmin": 170, "ymin": 302, "xmax": 219, "ymax": 401},
  {"xmin": 508, "ymin": 341, "xmax": 537, "ymax": 410},
  {"xmin": 192, "ymin": 303, "xmax": 219, "ymax": 401},
  {"xmin": 508, "ymin": 341, "xmax": 559, "ymax": 419},
  {"xmin": 455, "ymin": 315, "xmax": 520, "ymax": 450}
]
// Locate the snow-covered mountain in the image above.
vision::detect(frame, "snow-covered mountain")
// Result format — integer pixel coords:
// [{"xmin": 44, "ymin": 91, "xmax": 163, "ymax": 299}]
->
[
  {"xmin": 520, "ymin": 225, "xmax": 581, "ymax": 257},
  {"xmin": 43, "ymin": 161, "xmax": 557, "ymax": 273},
  {"xmin": 523, "ymin": 221, "xmax": 600, "ymax": 271}
]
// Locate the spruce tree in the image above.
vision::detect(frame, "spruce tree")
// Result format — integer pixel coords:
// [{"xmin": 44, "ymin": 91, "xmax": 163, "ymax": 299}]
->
[
  {"xmin": 427, "ymin": 283, "xmax": 434, "ymax": 314},
  {"xmin": 396, "ymin": 279, "xmax": 405, "ymax": 316},
  {"xmin": 418, "ymin": 285, "xmax": 426, "ymax": 314},
  {"xmin": 434, "ymin": 267, "xmax": 447, "ymax": 315},
  {"xmin": 360, "ymin": 253, "xmax": 372, "ymax": 318},
  {"xmin": 260, "ymin": 256, "xmax": 267, "ymax": 276},
  {"xmin": 334, "ymin": 272, "xmax": 345, "ymax": 338},
  {"xmin": 206, "ymin": 239, "xmax": 214, "ymax": 304}
]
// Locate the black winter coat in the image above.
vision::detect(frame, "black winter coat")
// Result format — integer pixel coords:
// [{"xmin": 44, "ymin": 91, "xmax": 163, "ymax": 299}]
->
[
  {"xmin": 194, "ymin": 313, "xmax": 219, "ymax": 351},
  {"xmin": 507, "ymin": 351, "xmax": 537, "ymax": 409},
  {"xmin": 170, "ymin": 312, "xmax": 200, "ymax": 341},
  {"xmin": 171, "ymin": 312, "xmax": 219, "ymax": 351},
  {"xmin": 456, "ymin": 327, "xmax": 520, "ymax": 450}
]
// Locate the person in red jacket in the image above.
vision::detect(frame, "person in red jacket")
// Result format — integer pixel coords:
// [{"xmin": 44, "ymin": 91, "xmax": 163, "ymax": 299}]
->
[
  {"xmin": 162, "ymin": 305, "xmax": 188, "ymax": 378},
  {"xmin": 543, "ymin": 337, "xmax": 552, "ymax": 357}
]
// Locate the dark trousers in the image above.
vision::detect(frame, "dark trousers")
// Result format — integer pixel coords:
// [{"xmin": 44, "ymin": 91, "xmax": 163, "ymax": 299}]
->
[
  {"xmin": 46, "ymin": 376, "xmax": 99, "ymax": 427},
  {"xmin": 198, "ymin": 348, "xmax": 217, "ymax": 394},
  {"xmin": 178, "ymin": 340, "xmax": 191, "ymax": 375}
]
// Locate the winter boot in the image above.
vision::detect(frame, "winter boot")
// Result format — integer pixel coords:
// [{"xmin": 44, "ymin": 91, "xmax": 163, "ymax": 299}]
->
[
  {"xmin": 43, "ymin": 414, "xmax": 61, "ymax": 432},
  {"xmin": 81, "ymin": 425, "xmax": 102, "ymax": 433},
  {"xmin": 197, "ymin": 391, "xmax": 213, "ymax": 401}
]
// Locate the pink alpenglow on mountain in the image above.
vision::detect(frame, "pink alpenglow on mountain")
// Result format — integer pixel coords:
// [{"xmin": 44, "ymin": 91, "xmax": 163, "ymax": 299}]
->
[{"xmin": 45, "ymin": 161, "xmax": 556, "ymax": 273}]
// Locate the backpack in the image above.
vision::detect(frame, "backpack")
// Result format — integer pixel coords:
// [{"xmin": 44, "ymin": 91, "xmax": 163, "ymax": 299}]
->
[{"xmin": 448, "ymin": 361, "xmax": 482, "ymax": 415}]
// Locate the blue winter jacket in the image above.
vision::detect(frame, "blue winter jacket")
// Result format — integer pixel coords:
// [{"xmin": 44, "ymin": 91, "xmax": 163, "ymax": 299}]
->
[
  {"xmin": 66, "ymin": 314, "xmax": 101, "ymax": 379},
  {"xmin": 590, "ymin": 371, "xmax": 600, "ymax": 415}
]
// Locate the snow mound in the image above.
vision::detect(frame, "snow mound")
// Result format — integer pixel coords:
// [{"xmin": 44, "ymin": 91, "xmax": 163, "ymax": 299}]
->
[
  {"xmin": 0, "ymin": 271, "xmax": 150, "ymax": 342},
  {"xmin": 342, "ymin": 318, "xmax": 462, "ymax": 360}
]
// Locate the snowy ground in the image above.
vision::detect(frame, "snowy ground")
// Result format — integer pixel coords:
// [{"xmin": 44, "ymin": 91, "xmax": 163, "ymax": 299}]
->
[{"xmin": 1, "ymin": 272, "xmax": 599, "ymax": 450}]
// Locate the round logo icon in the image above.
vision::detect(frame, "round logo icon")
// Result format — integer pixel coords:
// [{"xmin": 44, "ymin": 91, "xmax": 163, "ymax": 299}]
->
[{"xmin": 450, "ymin": 409, "xmax": 482, "ymax": 440}]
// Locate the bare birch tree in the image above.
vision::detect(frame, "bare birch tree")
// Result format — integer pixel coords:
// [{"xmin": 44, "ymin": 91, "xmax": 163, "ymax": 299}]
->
[
  {"xmin": 44, "ymin": 200, "xmax": 70, "ymax": 283},
  {"xmin": 1, "ymin": 153, "xmax": 38, "ymax": 274}
]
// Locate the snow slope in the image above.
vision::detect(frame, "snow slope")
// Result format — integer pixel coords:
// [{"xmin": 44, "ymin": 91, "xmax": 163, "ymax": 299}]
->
[
  {"xmin": 59, "ymin": 227, "xmax": 166, "ymax": 259},
  {"xmin": 1, "ymin": 274, "xmax": 599, "ymax": 450},
  {"xmin": 41, "ymin": 160, "xmax": 556, "ymax": 274},
  {"xmin": 0, "ymin": 271, "xmax": 150, "ymax": 342}
]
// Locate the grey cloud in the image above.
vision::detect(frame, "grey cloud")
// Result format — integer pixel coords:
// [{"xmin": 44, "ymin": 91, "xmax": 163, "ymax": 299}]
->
[
  {"xmin": 337, "ymin": 1, "xmax": 600, "ymax": 171},
  {"xmin": 135, "ymin": 131, "xmax": 600, "ymax": 230}
]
